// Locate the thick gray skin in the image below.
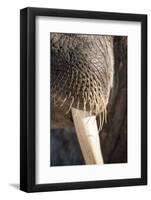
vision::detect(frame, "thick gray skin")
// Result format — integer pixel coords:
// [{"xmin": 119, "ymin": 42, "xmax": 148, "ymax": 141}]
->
[{"xmin": 51, "ymin": 33, "xmax": 114, "ymax": 128}]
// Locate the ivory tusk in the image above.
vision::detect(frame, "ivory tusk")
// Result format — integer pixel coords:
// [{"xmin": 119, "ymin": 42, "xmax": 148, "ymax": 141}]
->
[{"xmin": 71, "ymin": 107, "xmax": 104, "ymax": 165}]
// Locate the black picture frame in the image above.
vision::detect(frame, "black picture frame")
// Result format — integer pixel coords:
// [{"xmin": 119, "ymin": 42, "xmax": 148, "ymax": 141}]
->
[{"xmin": 20, "ymin": 7, "xmax": 147, "ymax": 192}]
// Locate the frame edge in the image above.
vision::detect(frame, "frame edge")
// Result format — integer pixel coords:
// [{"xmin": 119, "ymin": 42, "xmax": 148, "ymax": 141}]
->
[{"xmin": 20, "ymin": 8, "xmax": 28, "ymax": 192}]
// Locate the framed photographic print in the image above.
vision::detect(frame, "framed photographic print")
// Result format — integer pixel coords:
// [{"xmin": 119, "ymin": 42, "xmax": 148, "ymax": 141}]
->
[{"xmin": 20, "ymin": 7, "xmax": 147, "ymax": 192}]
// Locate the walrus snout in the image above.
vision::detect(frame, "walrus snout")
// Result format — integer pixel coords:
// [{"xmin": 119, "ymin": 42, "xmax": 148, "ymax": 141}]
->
[{"xmin": 51, "ymin": 33, "xmax": 114, "ymax": 128}]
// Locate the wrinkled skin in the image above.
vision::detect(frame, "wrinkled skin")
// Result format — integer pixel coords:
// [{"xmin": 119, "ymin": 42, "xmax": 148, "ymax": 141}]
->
[
  {"xmin": 50, "ymin": 34, "xmax": 127, "ymax": 165},
  {"xmin": 51, "ymin": 33, "xmax": 114, "ymax": 128}
]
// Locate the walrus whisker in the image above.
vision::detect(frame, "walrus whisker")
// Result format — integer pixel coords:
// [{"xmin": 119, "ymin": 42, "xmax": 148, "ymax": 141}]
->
[
  {"xmin": 65, "ymin": 96, "xmax": 74, "ymax": 114},
  {"xmin": 60, "ymin": 96, "xmax": 67, "ymax": 107}
]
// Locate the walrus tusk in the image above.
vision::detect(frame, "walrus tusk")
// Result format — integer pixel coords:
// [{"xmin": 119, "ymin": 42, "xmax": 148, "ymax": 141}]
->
[{"xmin": 71, "ymin": 107, "xmax": 104, "ymax": 165}]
